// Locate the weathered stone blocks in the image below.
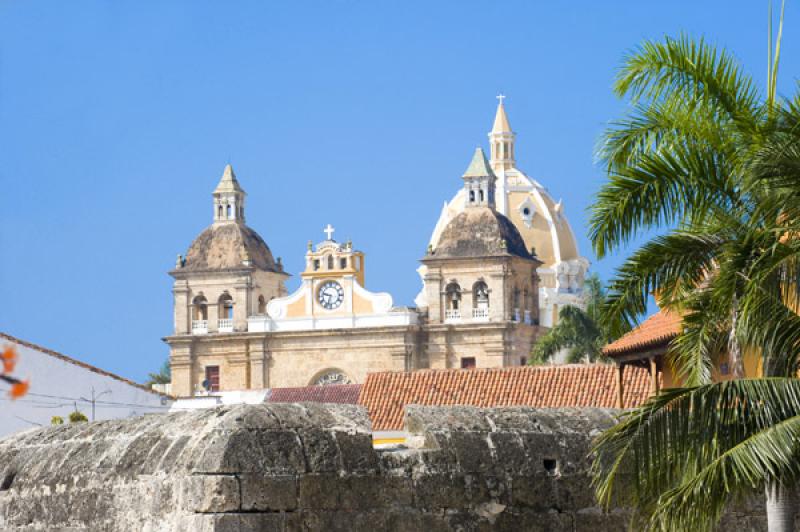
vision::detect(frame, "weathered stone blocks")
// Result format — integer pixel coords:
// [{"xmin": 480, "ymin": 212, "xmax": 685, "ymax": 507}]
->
[{"xmin": 0, "ymin": 403, "xmax": 775, "ymax": 531}]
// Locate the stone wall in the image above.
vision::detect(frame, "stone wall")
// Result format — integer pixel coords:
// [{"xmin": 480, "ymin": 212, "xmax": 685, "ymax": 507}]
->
[{"xmin": 0, "ymin": 404, "xmax": 768, "ymax": 531}]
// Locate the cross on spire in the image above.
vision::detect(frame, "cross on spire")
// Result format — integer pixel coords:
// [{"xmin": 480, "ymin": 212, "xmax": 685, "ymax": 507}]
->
[
  {"xmin": 323, "ymin": 223, "xmax": 335, "ymax": 240},
  {"xmin": 496, "ymin": 94, "xmax": 506, "ymax": 104}
]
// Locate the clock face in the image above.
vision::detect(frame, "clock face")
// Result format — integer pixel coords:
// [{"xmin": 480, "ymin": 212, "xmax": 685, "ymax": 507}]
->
[{"xmin": 317, "ymin": 281, "xmax": 344, "ymax": 310}]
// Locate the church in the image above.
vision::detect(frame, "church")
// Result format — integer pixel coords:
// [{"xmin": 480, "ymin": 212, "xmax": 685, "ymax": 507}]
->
[{"xmin": 164, "ymin": 99, "xmax": 589, "ymax": 396}]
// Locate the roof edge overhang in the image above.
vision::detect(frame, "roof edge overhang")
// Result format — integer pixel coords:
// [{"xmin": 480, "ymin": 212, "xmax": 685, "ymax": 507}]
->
[{"xmin": 169, "ymin": 266, "xmax": 291, "ymax": 279}]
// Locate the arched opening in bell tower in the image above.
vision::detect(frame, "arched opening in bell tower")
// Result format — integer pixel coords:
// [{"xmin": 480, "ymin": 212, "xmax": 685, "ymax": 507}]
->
[
  {"xmin": 445, "ymin": 282, "xmax": 461, "ymax": 311},
  {"xmin": 192, "ymin": 295, "xmax": 208, "ymax": 320},
  {"xmin": 218, "ymin": 293, "xmax": 234, "ymax": 320}
]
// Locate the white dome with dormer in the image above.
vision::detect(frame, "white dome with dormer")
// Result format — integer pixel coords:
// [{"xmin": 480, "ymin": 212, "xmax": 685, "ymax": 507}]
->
[{"xmin": 418, "ymin": 98, "xmax": 590, "ymax": 328}]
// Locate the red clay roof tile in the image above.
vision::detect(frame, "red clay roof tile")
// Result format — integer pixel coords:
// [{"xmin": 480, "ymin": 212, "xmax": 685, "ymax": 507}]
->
[
  {"xmin": 603, "ymin": 310, "xmax": 682, "ymax": 357},
  {"xmin": 267, "ymin": 384, "xmax": 362, "ymax": 404},
  {"xmin": 359, "ymin": 364, "xmax": 651, "ymax": 431}
]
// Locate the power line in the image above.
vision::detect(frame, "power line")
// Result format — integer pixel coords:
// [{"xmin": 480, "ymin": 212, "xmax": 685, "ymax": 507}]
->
[{"xmin": 0, "ymin": 389, "xmax": 174, "ymax": 410}]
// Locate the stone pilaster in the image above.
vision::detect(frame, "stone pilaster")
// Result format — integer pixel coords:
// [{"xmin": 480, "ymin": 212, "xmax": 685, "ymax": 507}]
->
[
  {"xmin": 248, "ymin": 338, "xmax": 269, "ymax": 389},
  {"xmin": 170, "ymin": 341, "xmax": 195, "ymax": 397},
  {"xmin": 233, "ymin": 280, "xmax": 250, "ymax": 332},
  {"xmin": 173, "ymin": 281, "xmax": 190, "ymax": 335}
]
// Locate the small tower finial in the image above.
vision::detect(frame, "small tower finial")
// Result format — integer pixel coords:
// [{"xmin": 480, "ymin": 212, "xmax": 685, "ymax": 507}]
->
[
  {"xmin": 489, "ymin": 95, "xmax": 515, "ymax": 172},
  {"xmin": 213, "ymin": 164, "xmax": 246, "ymax": 225},
  {"xmin": 462, "ymin": 148, "xmax": 497, "ymax": 210}
]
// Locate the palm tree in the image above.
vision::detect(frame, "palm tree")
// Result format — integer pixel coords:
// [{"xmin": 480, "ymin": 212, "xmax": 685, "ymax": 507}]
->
[
  {"xmin": 530, "ymin": 273, "xmax": 622, "ymax": 363},
  {"xmin": 589, "ymin": 4, "xmax": 800, "ymax": 528},
  {"xmin": 146, "ymin": 359, "xmax": 171, "ymax": 386}
]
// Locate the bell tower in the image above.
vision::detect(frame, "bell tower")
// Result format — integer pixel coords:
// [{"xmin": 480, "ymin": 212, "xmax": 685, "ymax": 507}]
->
[
  {"xmin": 213, "ymin": 164, "xmax": 246, "ymax": 224},
  {"xmin": 462, "ymin": 147, "xmax": 497, "ymax": 209},
  {"xmin": 488, "ymin": 94, "xmax": 515, "ymax": 173}
]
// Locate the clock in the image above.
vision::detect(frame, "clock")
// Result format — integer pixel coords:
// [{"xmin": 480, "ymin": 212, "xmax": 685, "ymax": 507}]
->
[{"xmin": 317, "ymin": 281, "xmax": 344, "ymax": 310}]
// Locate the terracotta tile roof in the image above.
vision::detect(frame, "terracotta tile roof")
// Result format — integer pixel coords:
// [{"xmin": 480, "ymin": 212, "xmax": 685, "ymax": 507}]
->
[
  {"xmin": 0, "ymin": 331, "xmax": 168, "ymax": 398},
  {"xmin": 359, "ymin": 365, "xmax": 652, "ymax": 431},
  {"xmin": 267, "ymin": 384, "xmax": 362, "ymax": 404},
  {"xmin": 603, "ymin": 310, "xmax": 682, "ymax": 357}
]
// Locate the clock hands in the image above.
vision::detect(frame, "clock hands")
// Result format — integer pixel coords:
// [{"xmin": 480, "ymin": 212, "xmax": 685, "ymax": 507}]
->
[{"xmin": 318, "ymin": 281, "xmax": 343, "ymax": 309}]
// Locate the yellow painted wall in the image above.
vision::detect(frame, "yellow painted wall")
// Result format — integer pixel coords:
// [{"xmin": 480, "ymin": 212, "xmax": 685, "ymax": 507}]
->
[
  {"xmin": 352, "ymin": 291, "xmax": 375, "ymax": 314},
  {"xmin": 660, "ymin": 347, "xmax": 762, "ymax": 389},
  {"xmin": 285, "ymin": 294, "xmax": 307, "ymax": 318}
]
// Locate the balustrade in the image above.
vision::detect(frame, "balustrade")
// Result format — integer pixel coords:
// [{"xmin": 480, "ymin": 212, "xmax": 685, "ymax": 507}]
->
[
  {"xmin": 472, "ymin": 307, "xmax": 490, "ymax": 320},
  {"xmin": 445, "ymin": 309, "xmax": 461, "ymax": 321}
]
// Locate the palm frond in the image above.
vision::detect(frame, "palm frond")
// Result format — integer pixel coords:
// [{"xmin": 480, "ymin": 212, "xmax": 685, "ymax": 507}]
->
[
  {"xmin": 590, "ymin": 143, "xmax": 739, "ymax": 258},
  {"xmin": 601, "ymin": 230, "xmax": 723, "ymax": 336},
  {"xmin": 651, "ymin": 414, "xmax": 800, "ymax": 531},
  {"xmin": 598, "ymin": 95, "xmax": 733, "ymax": 172},
  {"xmin": 616, "ymin": 34, "xmax": 760, "ymax": 130},
  {"xmin": 593, "ymin": 379, "xmax": 800, "ymax": 530}
]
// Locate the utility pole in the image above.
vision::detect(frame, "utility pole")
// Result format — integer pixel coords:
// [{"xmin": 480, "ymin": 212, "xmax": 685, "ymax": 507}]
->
[{"xmin": 79, "ymin": 387, "xmax": 111, "ymax": 421}]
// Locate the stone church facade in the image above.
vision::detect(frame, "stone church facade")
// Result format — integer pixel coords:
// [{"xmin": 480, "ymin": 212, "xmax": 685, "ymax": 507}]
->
[{"xmin": 164, "ymin": 100, "xmax": 587, "ymax": 396}]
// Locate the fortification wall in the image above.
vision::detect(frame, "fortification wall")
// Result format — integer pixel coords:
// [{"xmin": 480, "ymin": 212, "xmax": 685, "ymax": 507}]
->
[{"xmin": 0, "ymin": 403, "xmax": 767, "ymax": 531}]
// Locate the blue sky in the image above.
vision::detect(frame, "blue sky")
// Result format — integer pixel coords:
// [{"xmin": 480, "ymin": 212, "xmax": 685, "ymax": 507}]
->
[{"xmin": 1, "ymin": 1, "xmax": 799, "ymax": 382}]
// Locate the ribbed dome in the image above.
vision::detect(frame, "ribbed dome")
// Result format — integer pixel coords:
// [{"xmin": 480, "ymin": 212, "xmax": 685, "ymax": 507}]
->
[
  {"xmin": 431, "ymin": 207, "xmax": 532, "ymax": 260},
  {"xmin": 182, "ymin": 223, "xmax": 280, "ymax": 272}
]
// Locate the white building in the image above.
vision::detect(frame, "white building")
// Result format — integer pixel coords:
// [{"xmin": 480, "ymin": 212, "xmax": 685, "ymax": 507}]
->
[{"xmin": 0, "ymin": 332, "xmax": 171, "ymax": 438}]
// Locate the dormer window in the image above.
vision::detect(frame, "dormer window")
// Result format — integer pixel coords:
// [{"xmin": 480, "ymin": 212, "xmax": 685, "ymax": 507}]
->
[{"xmin": 517, "ymin": 198, "xmax": 536, "ymax": 228}]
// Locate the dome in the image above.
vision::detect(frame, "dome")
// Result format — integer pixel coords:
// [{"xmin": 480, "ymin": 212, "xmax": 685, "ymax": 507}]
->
[
  {"xmin": 430, "ymin": 175, "xmax": 579, "ymax": 268},
  {"xmin": 182, "ymin": 223, "xmax": 280, "ymax": 272},
  {"xmin": 430, "ymin": 207, "xmax": 533, "ymax": 260}
]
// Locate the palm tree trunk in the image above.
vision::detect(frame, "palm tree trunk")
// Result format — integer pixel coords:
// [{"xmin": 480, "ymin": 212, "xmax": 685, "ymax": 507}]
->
[
  {"xmin": 729, "ymin": 301, "xmax": 745, "ymax": 378},
  {"xmin": 765, "ymin": 481, "xmax": 797, "ymax": 532}
]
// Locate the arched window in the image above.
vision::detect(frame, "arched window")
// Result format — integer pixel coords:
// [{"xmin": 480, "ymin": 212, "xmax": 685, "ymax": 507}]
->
[
  {"xmin": 192, "ymin": 295, "xmax": 208, "ymax": 320},
  {"xmin": 469, "ymin": 190, "xmax": 475, "ymax": 202},
  {"xmin": 473, "ymin": 281, "xmax": 489, "ymax": 309},
  {"xmin": 218, "ymin": 293, "xmax": 234, "ymax": 320},
  {"xmin": 217, "ymin": 205, "xmax": 223, "ymax": 219},
  {"xmin": 479, "ymin": 189, "xmax": 484, "ymax": 202},
  {"xmin": 226, "ymin": 205, "xmax": 232, "ymax": 219},
  {"xmin": 257, "ymin": 295, "xmax": 266, "ymax": 314},
  {"xmin": 327, "ymin": 255, "xmax": 334, "ymax": 269},
  {"xmin": 445, "ymin": 282, "xmax": 461, "ymax": 310},
  {"xmin": 513, "ymin": 287, "xmax": 521, "ymax": 309}
]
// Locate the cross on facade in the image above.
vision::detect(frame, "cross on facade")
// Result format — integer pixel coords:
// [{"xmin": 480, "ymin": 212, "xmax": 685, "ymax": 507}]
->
[
  {"xmin": 323, "ymin": 223, "xmax": 335, "ymax": 240},
  {"xmin": 496, "ymin": 93, "xmax": 506, "ymax": 104}
]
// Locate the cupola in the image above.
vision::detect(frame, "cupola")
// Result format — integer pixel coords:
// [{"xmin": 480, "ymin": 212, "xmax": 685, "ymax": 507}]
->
[{"xmin": 213, "ymin": 164, "xmax": 246, "ymax": 224}]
